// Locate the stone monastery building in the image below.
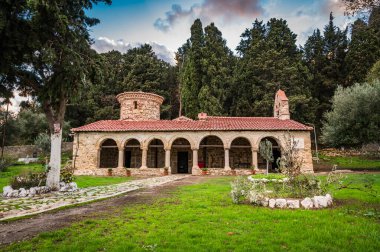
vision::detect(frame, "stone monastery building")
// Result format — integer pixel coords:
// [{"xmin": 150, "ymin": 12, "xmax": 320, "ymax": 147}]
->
[{"xmin": 72, "ymin": 90, "xmax": 314, "ymax": 176}]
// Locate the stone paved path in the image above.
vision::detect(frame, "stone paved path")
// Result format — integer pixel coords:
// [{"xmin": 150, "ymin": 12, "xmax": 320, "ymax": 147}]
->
[{"xmin": 0, "ymin": 175, "xmax": 189, "ymax": 221}]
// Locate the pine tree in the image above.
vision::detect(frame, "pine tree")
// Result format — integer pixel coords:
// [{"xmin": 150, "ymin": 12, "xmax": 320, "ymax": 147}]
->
[
  {"xmin": 180, "ymin": 19, "xmax": 204, "ymax": 118},
  {"xmin": 200, "ymin": 23, "xmax": 234, "ymax": 115},
  {"xmin": 232, "ymin": 18, "xmax": 315, "ymax": 123},
  {"xmin": 345, "ymin": 17, "xmax": 380, "ymax": 85},
  {"xmin": 303, "ymin": 13, "xmax": 349, "ymax": 129}
]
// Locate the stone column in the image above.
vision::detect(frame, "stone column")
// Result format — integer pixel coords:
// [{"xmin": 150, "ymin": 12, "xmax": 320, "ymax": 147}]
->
[
  {"xmin": 192, "ymin": 148, "xmax": 200, "ymax": 175},
  {"xmin": 141, "ymin": 147, "xmax": 148, "ymax": 169},
  {"xmin": 165, "ymin": 148, "xmax": 171, "ymax": 171},
  {"xmin": 117, "ymin": 149, "xmax": 124, "ymax": 168},
  {"xmin": 224, "ymin": 148, "xmax": 231, "ymax": 170},
  {"xmin": 252, "ymin": 148, "xmax": 259, "ymax": 171}
]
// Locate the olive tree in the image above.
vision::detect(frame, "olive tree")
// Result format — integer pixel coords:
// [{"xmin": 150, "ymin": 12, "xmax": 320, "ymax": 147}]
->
[
  {"xmin": 259, "ymin": 139, "xmax": 274, "ymax": 175},
  {"xmin": 322, "ymin": 80, "xmax": 380, "ymax": 147}
]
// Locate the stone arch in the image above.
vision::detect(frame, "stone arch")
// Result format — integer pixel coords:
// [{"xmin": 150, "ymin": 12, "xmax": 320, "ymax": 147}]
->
[
  {"xmin": 124, "ymin": 138, "xmax": 142, "ymax": 168},
  {"xmin": 257, "ymin": 136, "xmax": 282, "ymax": 173},
  {"xmin": 96, "ymin": 136, "xmax": 122, "ymax": 150},
  {"xmin": 121, "ymin": 136, "xmax": 143, "ymax": 149},
  {"xmin": 170, "ymin": 138, "xmax": 192, "ymax": 174},
  {"xmin": 147, "ymin": 138, "xmax": 165, "ymax": 168},
  {"xmin": 197, "ymin": 134, "xmax": 226, "ymax": 149},
  {"xmin": 143, "ymin": 136, "xmax": 168, "ymax": 150},
  {"xmin": 198, "ymin": 135, "xmax": 225, "ymax": 168},
  {"xmin": 255, "ymin": 134, "xmax": 283, "ymax": 150},
  {"xmin": 98, "ymin": 138, "xmax": 118, "ymax": 168},
  {"xmin": 230, "ymin": 137, "xmax": 252, "ymax": 169},
  {"xmin": 168, "ymin": 135, "xmax": 196, "ymax": 150}
]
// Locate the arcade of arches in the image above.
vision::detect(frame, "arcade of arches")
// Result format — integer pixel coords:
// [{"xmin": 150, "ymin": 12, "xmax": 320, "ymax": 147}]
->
[{"xmin": 79, "ymin": 131, "xmax": 313, "ymax": 176}]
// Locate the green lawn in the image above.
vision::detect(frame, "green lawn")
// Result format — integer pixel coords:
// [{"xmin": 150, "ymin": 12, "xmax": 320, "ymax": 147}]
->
[
  {"xmin": 316, "ymin": 153, "xmax": 380, "ymax": 170},
  {"xmin": 0, "ymin": 164, "xmax": 132, "ymax": 192},
  {"xmin": 3, "ymin": 174, "xmax": 379, "ymax": 251},
  {"xmin": 75, "ymin": 175, "xmax": 132, "ymax": 188}
]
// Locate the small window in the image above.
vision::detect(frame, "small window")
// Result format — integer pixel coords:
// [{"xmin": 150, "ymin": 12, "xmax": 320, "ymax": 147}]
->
[{"xmin": 133, "ymin": 101, "xmax": 138, "ymax": 109}]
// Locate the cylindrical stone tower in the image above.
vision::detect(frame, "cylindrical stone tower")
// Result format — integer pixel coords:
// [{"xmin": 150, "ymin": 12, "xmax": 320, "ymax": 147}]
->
[{"xmin": 116, "ymin": 91, "xmax": 164, "ymax": 121}]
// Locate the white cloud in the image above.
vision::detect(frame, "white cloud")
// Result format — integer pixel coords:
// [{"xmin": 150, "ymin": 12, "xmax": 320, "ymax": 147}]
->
[
  {"xmin": 0, "ymin": 91, "xmax": 29, "ymax": 114},
  {"xmin": 92, "ymin": 37, "xmax": 176, "ymax": 65},
  {"xmin": 154, "ymin": 0, "xmax": 263, "ymax": 32}
]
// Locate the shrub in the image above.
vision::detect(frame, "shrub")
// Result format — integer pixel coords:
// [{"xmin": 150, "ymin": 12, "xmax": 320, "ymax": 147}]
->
[
  {"xmin": 230, "ymin": 176, "xmax": 252, "ymax": 204},
  {"xmin": 60, "ymin": 161, "xmax": 75, "ymax": 183},
  {"xmin": 10, "ymin": 171, "xmax": 47, "ymax": 189}
]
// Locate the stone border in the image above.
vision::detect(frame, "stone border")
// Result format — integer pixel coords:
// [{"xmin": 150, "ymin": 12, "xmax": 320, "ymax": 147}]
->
[
  {"xmin": 251, "ymin": 194, "xmax": 333, "ymax": 209},
  {"xmin": 247, "ymin": 176, "xmax": 289, "ymax": 183},
  {"xmin": 246, "ymin": 176, "xmax": 333, "ymax": 209}
]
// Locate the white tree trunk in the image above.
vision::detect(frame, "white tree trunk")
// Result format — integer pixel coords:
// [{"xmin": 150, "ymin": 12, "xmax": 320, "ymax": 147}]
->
[
  {"xmin": 266, "ymin": 160, "xmax": 269, "ymax": 175},
  {"xmin": 46, "ymin": 129, "xmax": 62, "ymax": 190}
]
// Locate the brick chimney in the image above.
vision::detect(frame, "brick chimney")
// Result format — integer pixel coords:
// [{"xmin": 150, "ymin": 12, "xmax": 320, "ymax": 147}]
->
[
  {"xmin": 273, "ymin": 89, "xmax": 290, "ymax": 120},
  {"xmin": 198, "ymin": 112, "xmax": 208, "ymax": 120}
]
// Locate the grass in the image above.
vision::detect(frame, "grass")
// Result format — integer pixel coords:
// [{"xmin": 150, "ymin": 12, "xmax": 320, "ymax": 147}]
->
[
  {"xmin": 316, "ymin": 153, "xmax": 380, "ymax": 170},
  {"xmin": 0, "ymin": 163, "xmax": 132, "ymax": 192},
  {"xmin": 0, "ymin": 163, "xmax": 45, "ymax": 192},
  {"xmin": 2, "ymin": 174, "xmax": 379, "ymax": 251},
  {"xmin": 75, "ymin": 176, "xmax": 132, "ymax": 188}
]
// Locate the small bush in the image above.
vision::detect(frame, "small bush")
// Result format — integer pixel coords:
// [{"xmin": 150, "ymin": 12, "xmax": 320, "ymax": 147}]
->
[
  {"xmin": 230, "ymin": 176, "xmax": 252, "ymax": 204},
  {"xmin": 60, "ymin": 161, "xmax": 75, "ymax": 183},
  {"xmin": 10, "ymin": 171, "xmax": 47, "ymax": 190}
]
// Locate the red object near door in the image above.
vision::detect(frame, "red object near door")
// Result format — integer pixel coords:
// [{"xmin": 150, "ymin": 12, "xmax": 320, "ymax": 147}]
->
[{"xmin": 198, "ymin": 162, "xmax": 205, "ymax": 168}]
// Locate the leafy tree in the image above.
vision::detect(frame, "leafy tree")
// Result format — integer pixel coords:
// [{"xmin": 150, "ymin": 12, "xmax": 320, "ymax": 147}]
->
[
  {"xmin": 366, "ymin": 59, "xmax": 380, "ymax": 81},
  {"xmin": 341, "ymin": 0, "xmax": 380, "ymax": 15},
  {"xmin": 259, "ymin": 139, "xmax": 274, "ymax": 175},
  {"xmin": 34, "ymin": 133, "xmax": 51, "ymax": 157},
  {"xmin": 321, "ymin": 80, "xmax": 380, "ymax": 147},
  {"xmin": 66, "ymin": 44, "xmax": 178, "ymax": 125},
  {"xmin": 0, "ymin": 0, "xmax": 111, "ymax": 189}
]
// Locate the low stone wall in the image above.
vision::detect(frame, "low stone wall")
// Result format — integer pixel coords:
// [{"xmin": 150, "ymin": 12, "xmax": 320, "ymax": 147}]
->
[
  {"xmin": 1, "ymin": 142, "xmax": 73, "ymax": 159},
  {"xmin": 74, "ymin": 167, "xmax": 166, "ymax": 177}
]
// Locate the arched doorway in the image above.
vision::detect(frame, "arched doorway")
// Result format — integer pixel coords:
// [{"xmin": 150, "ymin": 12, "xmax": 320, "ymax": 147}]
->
[
  {"xmin": 147, "ymin": 139, "xmax": 165, "ymax": 168},
  {"xmin": 170, "ymin": 138, "xmax": 192, "ymax": 174},
  {"xmin": 199, "ymin": 136, "xmax": 224, "ymax": 168},
  {"xmin": 230, "ymin": 137, "xmax": 252, "ymax": 168},
  {"xmin": 99, "ymin": 139, "xmax": 118, "ymax": 168},
  {"xmin": 124, "ymin": 139, "xmax": 142, "ymax": 168},
  {"xmin": 258, "ymin": 137, "xmax": 281, "ymax": 173}
]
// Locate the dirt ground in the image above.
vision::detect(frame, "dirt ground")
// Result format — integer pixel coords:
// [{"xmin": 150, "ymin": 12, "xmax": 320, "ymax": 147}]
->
[{"xmin": 0, "ymin": 176, "xmax": 208, "ymax": 245}]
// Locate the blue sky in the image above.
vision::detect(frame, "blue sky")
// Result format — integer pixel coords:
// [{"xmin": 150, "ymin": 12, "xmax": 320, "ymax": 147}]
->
[
  {"xmin": 6, "ymin": 0, "xmax": 354, "ymax": 112},
  {"xmin": 87, "ymin": 0, "xmax": 353, "ymax": 65}
]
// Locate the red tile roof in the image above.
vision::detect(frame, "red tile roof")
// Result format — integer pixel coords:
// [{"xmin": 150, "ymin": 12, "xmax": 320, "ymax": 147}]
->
[{"xmin": 72, "ymin": 116, "xmax": 312, "ymax": 132}]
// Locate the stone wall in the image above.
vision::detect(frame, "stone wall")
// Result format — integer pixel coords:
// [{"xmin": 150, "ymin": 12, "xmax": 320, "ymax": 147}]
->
[
  {"xmin": 73, "ymin": 130, "xmax": 314, "ymax": 176},
  {"xmin": 1, "ymin": 142, "xmax": 73, "ymax": 159}
]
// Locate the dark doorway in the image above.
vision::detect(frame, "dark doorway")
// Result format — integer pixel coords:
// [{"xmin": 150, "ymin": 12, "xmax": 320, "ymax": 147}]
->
[
  {"xmin": 125, "ymin": 151, "xmax": 131, "ymax": 168},
  {"xmin": 177, "ymin": 152, "xmax": 189, "ymax": 173},
  {"xmin": 272, "ymin": 149, "xmax": 281, "ymax": 172}
]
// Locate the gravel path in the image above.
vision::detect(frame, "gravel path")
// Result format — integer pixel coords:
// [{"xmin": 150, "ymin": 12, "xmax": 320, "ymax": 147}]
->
[{"xmin": 0, "ymin": 175, "xmax": 190, "ymax": 221}]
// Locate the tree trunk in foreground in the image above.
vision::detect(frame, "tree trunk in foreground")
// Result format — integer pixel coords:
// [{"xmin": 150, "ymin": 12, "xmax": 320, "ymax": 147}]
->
[
  {"xmin": 46, "ymin": 129, "xmax": 62, "ymax": 190},
  {"xmin": 266, "ymin": 160, "xmax": 269, "ymax": 175}
]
